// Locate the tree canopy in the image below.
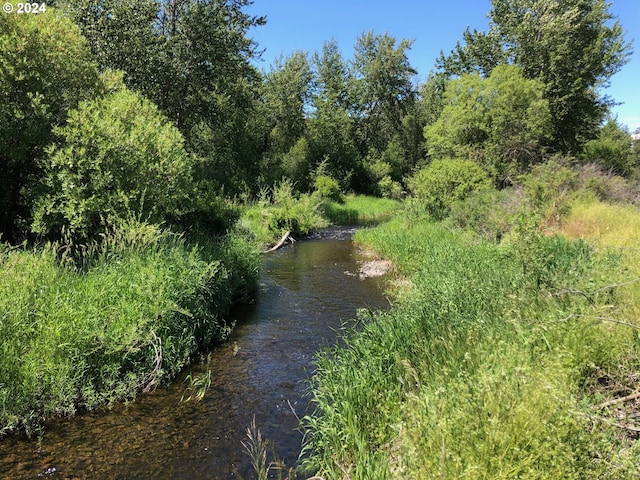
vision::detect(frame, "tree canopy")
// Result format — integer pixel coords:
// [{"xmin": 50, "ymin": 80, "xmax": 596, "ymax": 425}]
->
[
  {"xmin": 0, "ymin": 0, "xmax": 635, "ymax": 243},
  {"xmin": 0, "ymin": 8, "xmax": 99, "ymax": 241},
  {"xmin": 425, "ymin": 65, "xmax": 551, "ymax": 183},
  {"xmin": 438, "ymin": 0, "xmax": 631, "ymax": 153}
]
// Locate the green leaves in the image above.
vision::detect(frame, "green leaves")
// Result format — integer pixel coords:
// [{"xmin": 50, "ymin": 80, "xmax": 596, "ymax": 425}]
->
[
  {"xmin": 425, "ymin": 65, "xmax": 551, "ymax": 183},
  {"xmin": 32, "ymin": 83, "xmax": 195, "ymax": 240},
  {"xmin": 438, "ymin": 0, "xmax": 631, "ymax": 154},
  {"xmin": 408, "ymin": 158, "xmax": 492, "ymax": 220},
  {"xmin": 0, "ymin": 7, "xmax": 99, "ymax": 241}
]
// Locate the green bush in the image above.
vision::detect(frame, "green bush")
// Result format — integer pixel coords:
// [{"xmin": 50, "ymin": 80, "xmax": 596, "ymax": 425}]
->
[
  {"xmin": 407, "ymin": 158, "xmax": 491, "ymax": 219},
  {"xmin": 313, "ymin": 174, "xmax": 343, "ymax": 203},
  {"xmin": 237, "ymin": 179, "xmax": 329, "ymax": 248},
  {"xmin": 520, "ymin": 156, "xmax": 579, "ymax": 224},
  {"xmin": 0, "ymin": 6, "xmax": 100, "ymax": 241},
  {"xmin": 446, "ymin": 187, "xmax": 526, "ymax": 241},
  {"xmin": 32, "ymin": 81, "xmax": 195, "ymax": 241}
]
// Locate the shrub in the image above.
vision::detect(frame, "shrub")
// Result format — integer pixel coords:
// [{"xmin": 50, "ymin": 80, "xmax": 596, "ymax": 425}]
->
[
  {"xmin": 576, "ymin": 163, "xmax": 639, "ymax": 205},
  {"xmin": 313, "ymin": 174, "xmax": 343, "ymax": 203},
  {"xmin": 520, "ymin": 156, "xmax": 578, "ymax": 226},
  {"xmin": 446, "ymin": 187, "xmax": 526, "ymax": 241},
  {"xmin": 0, "ymin": 6, "xmax": 100, "ymax": 241},
  {"xmin": 407, "ymin": 158, "xmax": 491, "ymax": 219},
  {"xmin": 32, "ymin": 81, "xmax": 195, "ymax": 241},
  {"xmin": 238, "ymin": 179, "xmax": 328, "ymax": 248},
  {"xmin": 581, "ymin": 119, "xmax": 636, "ymax": 177}
]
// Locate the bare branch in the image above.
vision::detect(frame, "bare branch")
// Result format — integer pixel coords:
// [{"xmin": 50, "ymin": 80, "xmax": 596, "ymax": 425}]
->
[{"xmin": 598, "ymin": 391, "xmax": 640, "ymax": 410}]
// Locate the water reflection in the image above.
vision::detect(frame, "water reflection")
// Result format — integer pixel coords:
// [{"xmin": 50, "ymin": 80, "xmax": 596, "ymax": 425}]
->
[{"xmin": 0, "ymin": 229, "xmax": 389, "ymax": 479}]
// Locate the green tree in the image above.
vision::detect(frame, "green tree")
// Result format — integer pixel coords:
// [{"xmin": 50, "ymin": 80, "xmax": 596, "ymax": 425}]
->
[
  {"xmin": 351, "ymin": 31, "xmax": 417, "ymax": 156},
  {"xmin": 62, "ymin": 0, "xmax": 266, "ymax": 193},
  {"xmin": 260, "ymin": 50, "xmax": 313, "ymax": 182},
  {"xmin": 32, "ymin": 81, "xmax": 195, "ymax": 240},
  {"xmin": 0, "ymin": 6, "xmax": 99, "ymax": 242},
  {"xmin": 307, "ymin": 40, "xmax": 360, "ymax": 190},
  {"xmin": 581, "ymin": 118, "xmax": 637, "ymax": 176},
  {"xmin": 439, "ymin": 0, "xmax": 631, "ymax": 153},
  {"xmin": 425, "ymin": 65, "xmax": 551, "ymax": 183}
]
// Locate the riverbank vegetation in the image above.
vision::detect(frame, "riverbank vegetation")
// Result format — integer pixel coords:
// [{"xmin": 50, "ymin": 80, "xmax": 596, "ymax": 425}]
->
[
  {"xmin": 2, "ymin": 3, "xmax": 640, "ymax": 475},
  {"xmin": 301, "ymin": 168, "xmax": 640, "ymax": 477},
  {"xmin": 0, "ymin": 221, "xmax": 259, "ymax": 437}
]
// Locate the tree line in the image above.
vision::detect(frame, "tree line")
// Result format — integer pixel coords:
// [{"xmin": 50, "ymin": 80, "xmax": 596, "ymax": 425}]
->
[{"xmin": 1, "ymin": 0, "xmax": 636, "ymax": 244}]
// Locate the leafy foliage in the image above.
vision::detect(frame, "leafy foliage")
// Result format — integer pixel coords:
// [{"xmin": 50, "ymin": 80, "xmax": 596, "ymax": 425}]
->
[
  {"xmin": 32, "ymin": 82, "xmax": 195, "ymax": 240},
  {"xmin": 62, "ymin": 0, "xmax": 266, "ymax": 194},
  {"xmin": 425, "ymin": 65, "xmax": 551, "ymax": 182},
  {"xmin": 0, "ymin": 6, "xmax": 99, "ymax": 241},
  {"xmin": 438, "ymin": 0, "xmax": 631, "ymax": 153},
  {"xmin": 407, "ymin": 158, "xmax": 492, "ymax": 219},
  {"xmin": 581, "ymin": 118, "xmax": 638, "ymax": 176},
  {"xmin": 313, "ymin": 175, "xmax": 343, "ymax": 203}
]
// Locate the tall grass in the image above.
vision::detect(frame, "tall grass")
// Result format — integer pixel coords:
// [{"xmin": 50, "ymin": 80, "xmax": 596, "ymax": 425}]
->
[
  {"xmin": 237, "ymin": 180, "xmax": 329, "ymax": 248},
  {"xmin": 0, "ymin": 220, "xmax": 259, "ymax": 437},
  {"xmin": 320, "ymin": 195, "xmax": 401, "ymax": 225},
  {"xmin": 301, "ymin": 214, "xmax": 640, "ymax": 478}
]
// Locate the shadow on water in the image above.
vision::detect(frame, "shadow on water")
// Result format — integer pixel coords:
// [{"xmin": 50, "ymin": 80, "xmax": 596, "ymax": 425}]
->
[{"xmin": 0, "ymin": 227, "xmax": 391, "ymax": 479}]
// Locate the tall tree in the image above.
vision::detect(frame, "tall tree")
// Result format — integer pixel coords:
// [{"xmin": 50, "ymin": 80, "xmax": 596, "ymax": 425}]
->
[
  {"xmin": 307, "ymin": 40, "xmax": 359, "ymax": 189},
  {"xmin": 0, "ymin": 6, "xmax": 99, "ymax": 242},
  {"xmin": 254, "ymin": 50, "xmax": 314, "ymax": 187},
  {"xmin": 262, "ymin": 51, "xmax": 313, "ymax": 161},
  {"xmin": 438, "ymin": 0, "xmax": 631, "ymax": 153},
  {"xmin": 62, "ymin": 0, "xmax": 266, "ymax": 193},
  {"xmin": 351, "ymin": 31, "xmax": 417, "ymax": 156}
]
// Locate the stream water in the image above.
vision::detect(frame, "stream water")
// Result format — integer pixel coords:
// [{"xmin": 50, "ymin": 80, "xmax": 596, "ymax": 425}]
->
[{"xmin": 0, "ymin": 227, "xmax": 390, "ymax": 479}]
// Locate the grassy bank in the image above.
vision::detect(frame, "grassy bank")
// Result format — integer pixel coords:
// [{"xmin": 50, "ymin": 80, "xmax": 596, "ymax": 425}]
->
[
  {"xmin": 237, "ymin": 183, "xmax": 401, "ymax": 249},
  {"xmin": 0, "ymin": 221, "xmax": 259, "ymax": 438},
  {"xmin": 320, "ymin": 194, "xmax": 402, "ymax": 225},
  {"xmin": 302, "ymin": 205, "xmax": 640, "ymax": 478}
]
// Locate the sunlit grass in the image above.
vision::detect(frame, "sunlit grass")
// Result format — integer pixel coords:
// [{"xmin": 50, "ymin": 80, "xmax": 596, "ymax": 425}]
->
[
  {"xmin": 563, "ymin": 198, "xmax": 640, "ymax": 249},
  {"xmin": 321, "ymin": 195, "xmax": 401, "ymax": 225},
  {"xmin": 303, "ymin": 211, "xmax": 640, "ymax": 478},
  {"xmin": 0, "ymin": 221, "xmax": 259, "ymax": 437}
]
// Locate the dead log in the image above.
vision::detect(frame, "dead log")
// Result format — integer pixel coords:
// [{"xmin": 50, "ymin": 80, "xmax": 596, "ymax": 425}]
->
[{"xmin": 264, "ymin": 231, "xmax": 294, "ymax": 253}]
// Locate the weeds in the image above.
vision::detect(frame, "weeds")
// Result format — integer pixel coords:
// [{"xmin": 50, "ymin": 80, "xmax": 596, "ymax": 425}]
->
[
  {"xmin": 181, "ymin": 369, "xmax": 212, "ymax": 403},
  {"xmin": 241, "ymin": 416, "xmax": 299, "ymax": 480},
  {"xmin": 237, "ymin": 180, "xmax": 328, "ymax": 249},
  {"xmin": 303, "ymin": 209, "xmax": 640, "ymax": 478},
  {"xmin": 0, "ymin": 220, "xmax": 259, "ymax": 437},
  {"xmin": 241, "ymin": 416, "xmax": 327, "ymax": 480}
]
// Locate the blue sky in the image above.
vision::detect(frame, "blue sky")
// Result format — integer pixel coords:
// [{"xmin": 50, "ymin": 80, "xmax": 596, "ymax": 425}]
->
[{"xmin": 246, "ymin": 0, "xmax": 640, "ymax": 132}]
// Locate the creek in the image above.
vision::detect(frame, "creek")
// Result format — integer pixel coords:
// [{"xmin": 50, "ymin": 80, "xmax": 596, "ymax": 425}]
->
[{"xmin": 0, "ymin": 227, "xmax": 390, "ymax": 479}]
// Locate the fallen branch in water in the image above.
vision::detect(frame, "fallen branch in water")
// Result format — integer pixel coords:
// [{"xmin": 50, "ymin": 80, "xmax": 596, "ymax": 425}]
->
[{"xmin": 264, "ymin": 231, "xmax": 294, "ymax": 253}]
